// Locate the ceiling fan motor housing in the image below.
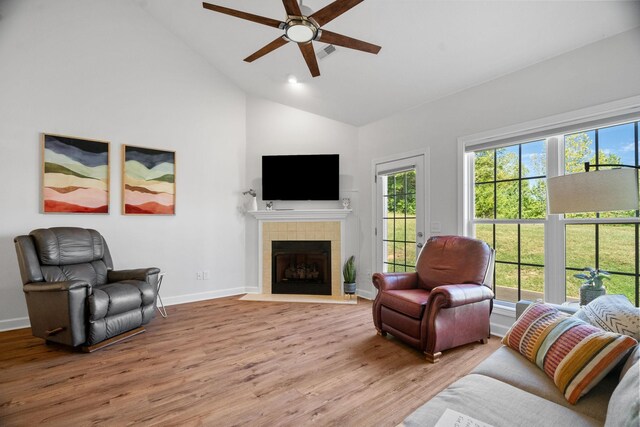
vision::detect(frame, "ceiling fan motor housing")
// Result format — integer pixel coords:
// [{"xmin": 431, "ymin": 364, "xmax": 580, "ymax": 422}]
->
[{"xmin": 284, "ymin": 17, "xmax": 318, "ymax": 43}]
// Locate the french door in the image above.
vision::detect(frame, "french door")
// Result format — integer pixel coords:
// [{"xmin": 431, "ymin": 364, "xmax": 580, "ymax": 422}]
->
[{"xmin": 375, "ymin": 154, "xmax": 426, "ymax": 273}]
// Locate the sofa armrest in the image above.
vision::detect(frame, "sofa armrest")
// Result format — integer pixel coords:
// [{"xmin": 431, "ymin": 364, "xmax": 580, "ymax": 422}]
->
[
  {"xmin": 372, "ymin": 272, "xmax": 418, "ymax": 291},
  {"xmin": 430, "ymin": 284, "xmax": 494, "ymax": 308},
  {"xmin": 516, "ymin": 299, "xmax": 579, "ymax": 319},
  {"xmin": 23, "ymin": 280, "xmax": 90, "ymax": 293},
  {"xmin": 108, "ymin": 267, "xmax": 161, "ymax": 283}
]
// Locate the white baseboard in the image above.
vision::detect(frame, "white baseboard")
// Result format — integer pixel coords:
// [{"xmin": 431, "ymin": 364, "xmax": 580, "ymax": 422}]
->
[
  {"xmin": 161, "ymin": 287, "xmax": 247, "ymax": 306},
  {"xmin": 0, "ymin": 317, "xmax": 30, "ymax": 332},
  {"xmin": 356, "ymin": 288, "xmax": 375, "ymax": 300},
  {"xmin": 490, "ymin": 305, "xmax": 516, "ymax": 338},
  {"xmin": 490, "ymin": 322, "xmax": 509, "ymax": 338},
  {"xmin": 244, "ymin": 286, "xmax": 260, "ymax": 294}
]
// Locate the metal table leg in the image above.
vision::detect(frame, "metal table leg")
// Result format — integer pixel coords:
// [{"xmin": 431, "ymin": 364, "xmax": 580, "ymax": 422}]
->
[{"xmin": 156, "ymin": 272, "xmax": 168, "ymax": 318}]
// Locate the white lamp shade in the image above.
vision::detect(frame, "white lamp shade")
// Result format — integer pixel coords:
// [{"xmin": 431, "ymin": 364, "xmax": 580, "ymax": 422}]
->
[{"xmin": 547, "ymin": 168, "xmax": 639, "ymax": 214}]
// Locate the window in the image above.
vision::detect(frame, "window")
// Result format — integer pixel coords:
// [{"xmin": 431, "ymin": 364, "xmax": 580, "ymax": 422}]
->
[
  {"xmin": 472, "ymin": 140, "xmax": 546, "ymax": 303},
  {"xmin": 382, "ymin": 170, "xmax": 417, "ymax": 272},
  {"xmin": 464, "ymin": 118, "xmax": 639, "ymax": 307},
  {"xmin": 563, "ymin": 122, "xmax": 639, "ymax": 305}
]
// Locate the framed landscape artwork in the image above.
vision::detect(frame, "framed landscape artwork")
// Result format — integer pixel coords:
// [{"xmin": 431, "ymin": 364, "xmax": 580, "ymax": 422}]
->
[
  {"xmin": 122, "ymin": 145, "xmax": 176, "ymax": 215},
  {"xmin": 42, "ymin": 134, "xmax": 110, "ymax": 214}
]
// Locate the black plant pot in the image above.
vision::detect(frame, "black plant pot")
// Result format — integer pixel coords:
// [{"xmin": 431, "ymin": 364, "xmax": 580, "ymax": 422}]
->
[{"xmin": 579, "ymin": 284, "xmax": 606, "ymax": 306}]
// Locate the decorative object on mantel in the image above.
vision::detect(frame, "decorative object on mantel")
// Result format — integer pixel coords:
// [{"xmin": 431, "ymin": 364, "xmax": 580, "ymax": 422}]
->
[
  {"xmin": 242, "ymin": 188, "xmax": 258, "ymax": 211},
  {"xmin": 574, "ymin": 267, "xmax": 609, "ymax": 306},
  {"xmin": 266, "ymin": 201, "xmax": 273, "ymax": 211},
  {"xmin": 122, "ymin": 145, "xmax": 175, "ymax": 215},
  {"xmin": 342, "ymin": 198, "xmax": 351, "ymax": 210},
  {"xmin": 42, "ymin": 133, "xmax": 110, "ymax": 214},
  {"xmin": 343, "ymin": 255, "xmax": 356, "ymax": 298}
]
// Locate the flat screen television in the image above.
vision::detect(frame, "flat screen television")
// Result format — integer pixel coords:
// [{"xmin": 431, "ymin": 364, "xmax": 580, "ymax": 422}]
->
[{"xmin": 262, "ymin": 154, "xmax": 339, "ymax": 201}]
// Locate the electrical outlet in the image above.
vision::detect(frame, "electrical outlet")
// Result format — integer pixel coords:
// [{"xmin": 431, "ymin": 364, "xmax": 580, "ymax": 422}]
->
[
  {"xmin": 203, "ymin": 270, "xmax": 210, "ymax": 280},
  {"xmin": 196, "ymin": 272, "xmax": 203, "ymax": 280}
]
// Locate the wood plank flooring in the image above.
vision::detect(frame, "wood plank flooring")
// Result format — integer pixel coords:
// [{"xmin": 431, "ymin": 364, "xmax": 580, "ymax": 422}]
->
[{"xmin": 0, "ymin": 296, "xmax": 500, "ymax": 426}]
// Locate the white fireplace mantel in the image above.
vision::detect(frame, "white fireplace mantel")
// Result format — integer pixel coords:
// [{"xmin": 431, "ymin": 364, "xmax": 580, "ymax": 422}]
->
[
  {"xmin": 250, "ymin": 209, "xmax": 352, "ymax": 296},
  {"xmin": 249, "ymin": 209, "xmax": 351, "ymax": 221}
]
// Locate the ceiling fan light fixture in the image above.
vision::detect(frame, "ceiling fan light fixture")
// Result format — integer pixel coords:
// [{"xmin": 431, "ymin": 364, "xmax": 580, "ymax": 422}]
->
[{"xmin": 284, "ymin": 18, "xmax": 317, "ymax": 43}]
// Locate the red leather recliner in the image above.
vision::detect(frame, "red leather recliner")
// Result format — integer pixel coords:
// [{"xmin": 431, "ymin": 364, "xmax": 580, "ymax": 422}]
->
[{"xmin": 372, "ymin": 235, "xmax": 495, "ymax": 362}]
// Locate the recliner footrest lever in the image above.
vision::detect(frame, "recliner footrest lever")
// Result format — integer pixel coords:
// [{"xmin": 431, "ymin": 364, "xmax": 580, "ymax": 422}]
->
[{"xmin": 45, "ymin": 327, "xmax": 66, "ymax": 336}]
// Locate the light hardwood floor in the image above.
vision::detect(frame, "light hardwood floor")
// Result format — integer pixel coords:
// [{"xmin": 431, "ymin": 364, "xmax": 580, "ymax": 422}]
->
[{"xmin": 0, "ymin": 296, "xmax": 500, "ymax": 426}]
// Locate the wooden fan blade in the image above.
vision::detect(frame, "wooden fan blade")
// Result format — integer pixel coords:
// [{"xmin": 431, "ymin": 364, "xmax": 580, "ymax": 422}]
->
[
  {"xmin": 202, "ymin": 2, "xmax": 283, "ymax": 29},
  {"xmin": 317, "ymin": 30, "xmax": 381, "ymax": 54},
  {"xmin": 310, "ymin": 0, "xmax": 363, "ymax": 27},
  {"xmin": 282, "ymin": 0, "xmax": 302, "ymax": 17},
  {"xmin": 244, "ymin": 37, "xmax": 289, "ymax": 62},
  {"xmin": 298, "ymin": 43, "xmax": 320, "ymax": 77}
]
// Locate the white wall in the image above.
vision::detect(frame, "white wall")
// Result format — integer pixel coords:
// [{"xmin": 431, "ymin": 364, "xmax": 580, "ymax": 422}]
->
[
  {"xmin": 0, "ymin": 0, "xmax": 247, "ymax": 329},
  {"xmin": 244, "ymin": 97, "xmax": 359, "ymax": 292},
  {"xmin": 357, "ymin": 28, "xmax": 640, "ymax": 325}
]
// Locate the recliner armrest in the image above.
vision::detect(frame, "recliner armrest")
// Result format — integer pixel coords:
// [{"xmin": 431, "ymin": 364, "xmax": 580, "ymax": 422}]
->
[
  {"xmin": 108, "ymin": 267, "xmax": 161, "ymax": 283},
  {"xmin": 430, "ymin": 284, "xmax": 494, "ymax": 308},
  {"xmin": 372, "ymin": 272, "xmax": 418, "ymax": 291},
  {"xmin": 23, "ymin": 280, "xmax": 90, "ymax": 293}
]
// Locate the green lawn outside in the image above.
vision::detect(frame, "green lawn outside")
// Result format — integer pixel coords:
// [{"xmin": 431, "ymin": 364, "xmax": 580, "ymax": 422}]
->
[{"xmin": 384, "ymin": 215, "xmax": 638, "ymax": 303}]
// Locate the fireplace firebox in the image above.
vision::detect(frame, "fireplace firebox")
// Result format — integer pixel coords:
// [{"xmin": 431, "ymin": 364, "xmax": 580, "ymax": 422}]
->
[{"xmin": 271, "ymin": 240, "xmax": 331, "ymax": 295}]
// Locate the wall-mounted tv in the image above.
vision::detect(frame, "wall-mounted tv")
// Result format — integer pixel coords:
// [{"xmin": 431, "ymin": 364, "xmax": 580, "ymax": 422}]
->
[{"xmin": 262, "ymin": 154, "xmax": 339, "ymax": 201}]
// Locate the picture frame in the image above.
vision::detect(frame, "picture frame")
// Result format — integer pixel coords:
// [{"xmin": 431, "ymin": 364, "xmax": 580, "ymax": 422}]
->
[
  {"xmin": 122, "ymin": 145, "xmax": 176, "ymax": 215},
  {"xmin": 41, "ymin": 133, "xmax": 110, "ymax": 214}
]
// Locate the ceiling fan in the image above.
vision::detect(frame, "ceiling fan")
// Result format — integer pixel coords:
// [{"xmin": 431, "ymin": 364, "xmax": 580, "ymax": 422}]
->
[{"xmin": 202, "ymin": 0, "xmax": 381, "ymax": 78}]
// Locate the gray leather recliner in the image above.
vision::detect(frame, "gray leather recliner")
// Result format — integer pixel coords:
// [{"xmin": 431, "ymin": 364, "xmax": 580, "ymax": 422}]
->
[{"xmin": 14, "ymin": 227, "xmax": 160, "ymax": 350}]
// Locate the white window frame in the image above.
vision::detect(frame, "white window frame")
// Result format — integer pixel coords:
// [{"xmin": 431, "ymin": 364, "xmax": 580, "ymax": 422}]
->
[{"xmin": 458, "ymin": 96, "xmax": 640, "ymax": 306}]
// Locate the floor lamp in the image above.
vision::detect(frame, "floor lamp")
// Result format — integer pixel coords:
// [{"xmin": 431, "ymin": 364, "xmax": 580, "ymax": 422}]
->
[{"xmin": 547, "ymin": 162, "xmax": 639, "ymax": 214}]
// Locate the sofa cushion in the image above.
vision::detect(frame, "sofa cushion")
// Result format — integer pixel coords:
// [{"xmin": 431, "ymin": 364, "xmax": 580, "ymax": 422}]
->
[
  {"xmin": 472, "ymin": 346, "xmax": 615, "ymax": 421},
  {"xmin": 605, "ymin": 358, "xmax": 639, "ymax": 427},
  {"xmin": 574, "ymin": 294, "xmax": 640, "ymax": 341},
  {"xmin": 619, "ymin": 345, "xmax": 639, "ymax": 381},
  {"xmin": 402, "ymin": 373, "xmax": 602, "ymax": 427},
  {"xmin": 503, "ymin": 302, "xmax": 637, "ymax": 404},
  {"xmin": 380, "ymin": 289, "xmax": 429, "ymax": 319}
]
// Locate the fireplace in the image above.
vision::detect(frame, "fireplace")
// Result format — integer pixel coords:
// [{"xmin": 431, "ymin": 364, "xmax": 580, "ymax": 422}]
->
[
  {"xmin": 250, "ymin": 215, "xmax": 348, "ymax": 298},
  {"xmin": 272, "ymin": 240, "xmax": 331, "ymax": 295}
]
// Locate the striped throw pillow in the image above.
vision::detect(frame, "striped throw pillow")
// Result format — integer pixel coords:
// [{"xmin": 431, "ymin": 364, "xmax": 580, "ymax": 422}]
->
[{"xmin": 503, "ymin": 302, "xmax": 637, "ymax": 404}]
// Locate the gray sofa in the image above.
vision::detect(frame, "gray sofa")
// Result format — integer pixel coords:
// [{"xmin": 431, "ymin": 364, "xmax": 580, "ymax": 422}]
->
[{"xmin": 402, "ymin": 301, "xmax": 639, "ymax": 427}]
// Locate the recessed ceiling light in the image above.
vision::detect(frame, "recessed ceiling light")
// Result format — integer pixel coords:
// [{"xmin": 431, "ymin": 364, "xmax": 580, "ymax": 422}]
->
[{"xmin": 287, "ymin": 75, "xmax": 298, "ymax": 85}]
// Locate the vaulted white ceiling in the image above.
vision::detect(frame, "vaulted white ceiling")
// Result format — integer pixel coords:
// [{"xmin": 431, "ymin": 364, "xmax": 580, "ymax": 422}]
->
[{"xmin": 140, "ymin": 0, "xmax": 640, "ymax": 126}]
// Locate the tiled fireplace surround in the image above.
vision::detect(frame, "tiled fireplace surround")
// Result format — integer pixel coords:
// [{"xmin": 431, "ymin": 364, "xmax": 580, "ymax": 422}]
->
[{"xmin": 251, "ymin": 210, "xmax": 351, "ymax": 298}]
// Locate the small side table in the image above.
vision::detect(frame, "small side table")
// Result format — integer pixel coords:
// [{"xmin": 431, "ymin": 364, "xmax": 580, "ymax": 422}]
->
[{"xmin": 156, "ymin": 272, "xmax": 168, "ymax": 318}]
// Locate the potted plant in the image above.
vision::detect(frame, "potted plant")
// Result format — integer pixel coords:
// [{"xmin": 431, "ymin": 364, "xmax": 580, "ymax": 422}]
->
[
  {"xmin": 343, "ymin": 255, "xmax": 356, "ymax": 296},
  {"xmin": 574, "ymin": 267, "xmax": 609, "ymax": 305}
]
